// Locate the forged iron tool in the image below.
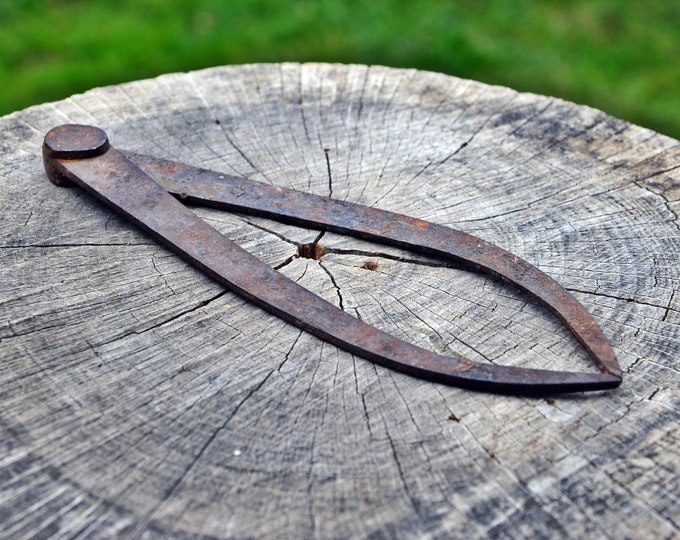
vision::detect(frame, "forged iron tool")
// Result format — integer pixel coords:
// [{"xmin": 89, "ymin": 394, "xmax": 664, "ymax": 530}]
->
[{"xmin": 43, "ymin": 124, "xmax": 622, "ymax": 394}]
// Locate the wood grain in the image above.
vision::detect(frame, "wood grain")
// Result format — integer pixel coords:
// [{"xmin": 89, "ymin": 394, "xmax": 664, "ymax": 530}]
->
[{"xmin": 1, "ymin": 63, "xmax": 679, "ymax": 538}]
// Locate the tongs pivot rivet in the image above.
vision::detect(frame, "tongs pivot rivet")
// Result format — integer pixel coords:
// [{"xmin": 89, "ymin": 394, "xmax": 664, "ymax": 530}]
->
[{"xmin": 43, "ymin": 124, "xmax": 110, "ymax": 160}]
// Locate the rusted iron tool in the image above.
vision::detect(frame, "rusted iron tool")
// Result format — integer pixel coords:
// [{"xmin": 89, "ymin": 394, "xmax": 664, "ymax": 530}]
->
[{"xmin": 43, "ymin": 124, "xmax": 622, "ymax": 394}]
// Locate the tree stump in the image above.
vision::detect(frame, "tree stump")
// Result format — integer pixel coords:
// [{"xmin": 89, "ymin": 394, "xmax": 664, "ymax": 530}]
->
[{"xmin": 1, "ymin": 63, "xmax": 678, "ymax": 539}]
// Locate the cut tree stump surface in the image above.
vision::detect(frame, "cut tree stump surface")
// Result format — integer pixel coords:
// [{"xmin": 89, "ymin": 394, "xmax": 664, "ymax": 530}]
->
[{"xmin": 1, "ymin": 63, "xmax": 679, "ymax": 538}]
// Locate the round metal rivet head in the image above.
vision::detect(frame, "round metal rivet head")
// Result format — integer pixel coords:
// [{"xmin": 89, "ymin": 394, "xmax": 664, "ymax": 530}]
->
[{"xmin": 43, "ymin": 124, "xmax": 110, "ymax": 159}]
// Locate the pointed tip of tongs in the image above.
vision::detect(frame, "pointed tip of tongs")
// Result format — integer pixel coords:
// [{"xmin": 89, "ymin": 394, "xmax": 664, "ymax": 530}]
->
[{"xmin": 409, "ymin": 354, "xmax": 621, "ymax": 395}]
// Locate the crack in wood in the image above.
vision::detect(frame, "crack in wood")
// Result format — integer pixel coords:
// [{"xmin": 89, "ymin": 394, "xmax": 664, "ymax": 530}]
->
[
  {"xmin": 318, "ymin": 260, "xmax": 345, "ymax": 311},
  {"xmin": 0, "ymin": 242, "xmax": 154, "ymax": 249},
  {"xmin": 325, "ymin": 247, "xmax": 464, "ymax": 270},
  {"xmin": 151, "ymin": 251, "xmax": 178, "ymax": 295},
  {"xmin": 240, "ymin": 218, "xmax": 301, "ymax": 246},
  {"xmin": 663, "ymin": 289, "xmax": 677, "ymax": 322},
  {"xmin": 567, "ymin": 286, "xmax": 676, "ymax": 313},
  {"xmin": 276, "ymin": 329, "xmax": 303, "ymax": 375},
  {"xmin": 633, "ymin": 179, "xmax": 680, "ymax": 225},
  {"xmin": 131, "ymin": 291, "xmax": 230, "ymax": 337},
  {"xmin": 132, "ymin": 368, "xmax": 278, "ymax": 539},
  {"xmin": 323, "ymin": 147, "xmax": 333, "ymax": 198},
  {"xmin": 382, "ymin": 415, "xmax": 425, "ymax": 521}
]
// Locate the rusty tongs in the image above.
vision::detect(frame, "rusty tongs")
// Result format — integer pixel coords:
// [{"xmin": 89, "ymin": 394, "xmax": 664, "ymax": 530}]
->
[{"xmin": 43, "ymin": 124, "xmax": 622, "ymax": 394}]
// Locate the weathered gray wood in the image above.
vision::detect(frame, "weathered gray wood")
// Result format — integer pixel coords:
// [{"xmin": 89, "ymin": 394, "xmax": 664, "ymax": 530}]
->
[{"xmin": 1, "ymin": 63, "xmax": 679, "ymax": 539}]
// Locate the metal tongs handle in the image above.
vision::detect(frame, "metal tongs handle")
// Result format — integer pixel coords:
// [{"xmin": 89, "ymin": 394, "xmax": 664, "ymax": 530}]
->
[{"xmin": 43, "ymin": 124, "xmax": 621, "ymax": 394}]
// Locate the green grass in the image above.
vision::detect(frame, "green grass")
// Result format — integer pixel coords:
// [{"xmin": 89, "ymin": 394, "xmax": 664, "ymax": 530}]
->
[{"xmin": 1, "ymin": 0, "xmax": 679, "ymax": 139}]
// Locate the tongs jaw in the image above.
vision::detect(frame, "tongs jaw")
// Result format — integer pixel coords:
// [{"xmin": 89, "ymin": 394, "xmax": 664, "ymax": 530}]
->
[{"xmin": 43, "ymin": 124, "xmax": 622, "ymax": 394}]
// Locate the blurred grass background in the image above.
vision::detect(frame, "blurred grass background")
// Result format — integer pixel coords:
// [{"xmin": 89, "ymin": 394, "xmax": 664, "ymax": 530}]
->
[{"xmin": 1, "ymin": 0, "xmax": 678, "ymax": 139}]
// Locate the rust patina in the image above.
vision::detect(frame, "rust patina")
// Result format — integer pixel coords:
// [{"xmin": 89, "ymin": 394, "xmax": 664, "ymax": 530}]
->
[{"xmin": 43, "ymin": 124, "xmax": 622, "ymax": 394}]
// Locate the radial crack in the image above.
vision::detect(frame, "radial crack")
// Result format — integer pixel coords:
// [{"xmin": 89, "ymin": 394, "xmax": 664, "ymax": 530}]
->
[
  {"xmin": 242, "ymin": 218, "xmax": 301, "ymax": 246},
  {"xmin": 132, "ymin": 291, "xmax": 229, "ymax": 336},
  {"xmin": 567, "ymin": 286, "xmax": 673, "ymax": 312},
  {"xmin": 324, "ymin": 147, "xmax": 333, "ymax": 198},
  {"xmin": 383, "ymin": 416, "xmax": 424, "ymax": 519},
  {"xmin": 326, "ymin": 247, "xmax": 466, "ymax": 271},
  {"xmin": 132, "ymin": 368, "xmax": 276, "ymax": 538},
  {"xmin": 319, "ymin": 260, "xmax": 345, "ymax": 310}
]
